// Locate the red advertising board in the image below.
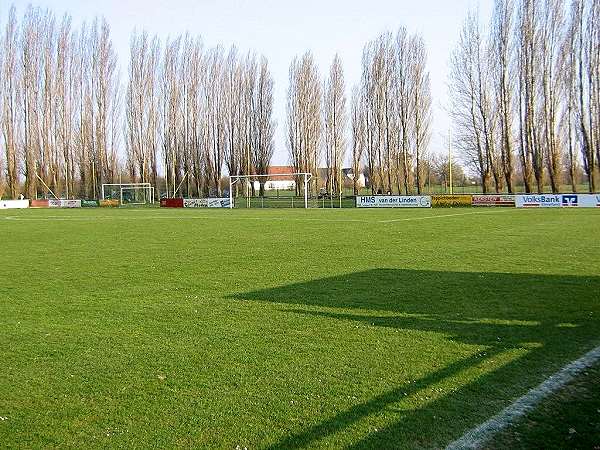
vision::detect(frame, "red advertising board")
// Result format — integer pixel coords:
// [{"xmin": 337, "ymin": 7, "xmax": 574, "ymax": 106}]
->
[
  {"xmin": 160, "ymin": 198, "xmax": 184, "ymax": 208},
  {"xmin": 472, "ymin": 195, "xmax": 515, "ymax": 207},
  {"xmin": 30, "ymin": 199, "xmax": 50, "ymax": 208}
]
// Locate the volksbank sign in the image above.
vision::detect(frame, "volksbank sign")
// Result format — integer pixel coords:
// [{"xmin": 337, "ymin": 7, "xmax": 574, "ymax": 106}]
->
[
  {"xmin": 516, "ymin": 194, "xmax": 600, "ymax": 208},
  {"xmin": 356, "ymin": 195, "xmax": 431, "ymax": 208},
  {"xmin": 515, "ymin": 194, "xmax": 562, "ymax": 208}
]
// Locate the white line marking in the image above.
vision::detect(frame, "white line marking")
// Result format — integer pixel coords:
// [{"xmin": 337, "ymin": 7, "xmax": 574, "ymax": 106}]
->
[
  {"xmin": 242, "ymin": 216, "xmax": 370, "ymax": 223},
  {"xmin": 1, "ymin": 214, "xmax": 370, "ymax": 224},
  {"xmin": 446, "ymin": 344, "xmax": 600, "ymax": 450},
  {"xmin": 379, "ymin": 209, "xmax": 513, "ymax": 223},
  {"xmin": 1, "ymin": 215, "xmax": 211, "ymax": 221}
]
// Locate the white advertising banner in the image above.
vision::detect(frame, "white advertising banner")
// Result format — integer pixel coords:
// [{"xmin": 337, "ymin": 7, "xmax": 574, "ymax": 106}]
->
[
  {"xmin": 356, "ymin": 195, "xmax": 431, "ymax": 208},
  {"xmin": 183, "ymin": 198, "xmax": 231, "ymax": 208},
  {"xmin": 183, "ymin": 198, "xmax": 208, "ymax": 208},
  {"xmin": 516, "ymin": 194, "xmax": 600, "ymax": 208},
  {"xmin": 48, "ymin": 199, "xmax": 82, "ymax": 208},
  {"xmin": 0, "ymin": 200, "xmax": 29, "ymax": 209},
  {"xmin": 515, "ymin": 194, "xmax": 562, "ymax": 208},
  {"xmin": 207, "ymin": 198, "xmax": 231, "ymax": 208}
]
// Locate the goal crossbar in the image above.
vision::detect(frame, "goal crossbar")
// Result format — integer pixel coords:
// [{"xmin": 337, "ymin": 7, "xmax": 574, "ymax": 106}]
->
[{"xmin": 229, "ymin": 173, "xmax": 313, "ymax": 209}]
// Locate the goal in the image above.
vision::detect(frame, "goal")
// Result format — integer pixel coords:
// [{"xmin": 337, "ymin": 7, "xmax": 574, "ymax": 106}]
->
[
  {"xmin": 229, "ymin": 173, "xmax": 313, "ymax": 209},
  {"xmin": 101, "ymin": 183, "xmax": 155, "ymax": 206}
]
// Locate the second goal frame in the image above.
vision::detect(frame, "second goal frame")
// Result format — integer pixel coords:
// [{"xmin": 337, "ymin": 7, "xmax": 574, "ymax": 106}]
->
[
  {"xmin": 229, "ymin": 173, "xmax": 313, "ymax": 209},
  {"xmin": 101, "ymin": 183, "xmax": 154, "ymax": 205}
]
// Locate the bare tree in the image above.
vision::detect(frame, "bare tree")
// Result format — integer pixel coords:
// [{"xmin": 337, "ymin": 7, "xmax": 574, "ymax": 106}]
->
[
  {"xmin": 350, "ymin": 86, "xmax": 366, "ymax": 195},
  {"xmin": 561, "ymin": 5, "xmax": 579, "ymax": 191},
  {"xmin": 449, "ymin": 12, "xmax": 495, "ymax": 193},
  {"xmin": 287, "ymin": 51, "xmax": 322, "ymax": 195},
  {"xmin": 491, "ymin": 0, "xmax": 516, "ymax": 192},
  {"xmin": 572, "ymin": 0, "xmax": 598, "ymax": 191},
  {"xmin": 205, "ymin": 46, "xmax": 226, "ymax": 196},
  {"xmin": 241, "ymin": 52, "xmax": 257, "ymax": 184},
  {"xmin": 223, "ymin": 46, "xmax": 241, "ymax": 195},
  {"xmin": 39, "ymin": 12, "xmax": 56, "ymax": 195},
  {"xmin": 518, "ymin": 0, "xmax": 546, "ymax": 192},
  {"xmin": 410, "ymin": 35, "xmax": 432, "ymax": 194},
  {"xmin": 323, "ymin": 54, "xmax": 347, "ymax": 195},
  {"xmin": 55, "ymin": 14, "xmax": 77, "ymax": 198},
  {"xmin": 253, "ymin": 56, "xmax": 275, "ymax": 195},
  {"xmin": 360, "ymin": 42, "xmax": 378, "ymax": 194},
  {"xmin": 2, "ymin": 6, "xmax": 20, "ymax": 198},
  {"xmin": 180, "ymin": 35, "xmax": 203, "ymax": 197},
  {"xmin": 395, "ymin": 28, "xmax": 412, "ymax": 194},
  {"xmin": 91, "ymin": 18, "xmax": 119, "ymax": 195},
  {"xmin": 126, "ymin": 31, "xmax": 161, "ymax": 195},
  {"xmin": 20, "ymin": 6, "xmax": 46, "ymax": 198},
  {"xmin": 161, "ymin": 37, "xmax": 183, "ymax": 196},
  {"xmin": 539, "ymin": 0, "xmax": 565, "ymax": 193}
]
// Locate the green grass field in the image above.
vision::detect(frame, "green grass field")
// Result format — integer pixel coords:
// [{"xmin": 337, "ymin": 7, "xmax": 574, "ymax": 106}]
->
[
  {"xmin": 1, "ymin": 207, "xmax": 599, "ymax": 449},
  {"xmin": 485, "ymin": 361, "xmax": 600, "ymax": 449}
]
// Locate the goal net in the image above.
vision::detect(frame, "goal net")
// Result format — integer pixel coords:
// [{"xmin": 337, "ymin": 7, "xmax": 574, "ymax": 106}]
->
[
  {"xmin": 229, "ymin": 173, "xmax": 313, "ymax": 209},
  {"xmin": 101, "ymin": 183, "xmax": 155, "ymax": 206}
]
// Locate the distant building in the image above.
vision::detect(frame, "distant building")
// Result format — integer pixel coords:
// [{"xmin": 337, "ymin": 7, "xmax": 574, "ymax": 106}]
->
[
  {"xmin": 264, "ymin": 166, "xmax": 296, "ymax": 190},
  {"xmin": 342, "ymin": 168, "xmax": 366, "ymax": 189},
  {"xmin": 261, "ymin": 166, "xmax": 366, "ymax": 192},
  {"xmin": 315, "ymin": 168, "xmax": 366, "ymax": 191}
]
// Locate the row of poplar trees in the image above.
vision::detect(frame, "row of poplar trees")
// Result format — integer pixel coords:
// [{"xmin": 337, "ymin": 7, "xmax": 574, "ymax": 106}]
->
[
  {"xmin": 0, "ymin": 5, "xmax": 275, "ymax": 199},
  {"xmin": 287, "ymin": 27, "xmax": 432, "ymax": 195},
  {"xmin": 1, "ymin": 6, "xmax": 119, "ymax": 199},
  {"xmin": 126, "ymin": 34, "xmax": 275, "ymax": 198},
  {"xmin": 3, "ymin": 2, "xmax": 599, "ymax": 200},
  {"xmin": 450, "ymin": 0, "xmax": 600, "ymax": 194}
]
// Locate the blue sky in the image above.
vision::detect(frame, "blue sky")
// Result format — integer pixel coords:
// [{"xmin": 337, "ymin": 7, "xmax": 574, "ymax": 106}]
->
[{"xmin": 3, "ymin": 0, "xmax": 492, "ymax": 165}]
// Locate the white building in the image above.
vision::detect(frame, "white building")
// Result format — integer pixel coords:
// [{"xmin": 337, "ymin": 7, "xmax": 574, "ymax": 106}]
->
[
  {"xmin": 263, "ymin": 166, "xmax": 297, "ymax": 191},
  {"xmin": 342, "ymin": 168, "xmax": 366, "ymax": 188}
]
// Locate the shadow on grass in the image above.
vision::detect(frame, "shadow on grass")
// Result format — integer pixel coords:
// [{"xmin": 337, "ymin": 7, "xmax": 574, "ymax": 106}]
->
[{"xmin": 230, "ymin": 269, "xmax": 600, "ymax": 449}]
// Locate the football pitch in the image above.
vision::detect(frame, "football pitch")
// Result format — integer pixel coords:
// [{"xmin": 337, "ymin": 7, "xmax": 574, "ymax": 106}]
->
[{"xmin": 1, "ymin": 207, "xmax": 599, "ymax": 448}]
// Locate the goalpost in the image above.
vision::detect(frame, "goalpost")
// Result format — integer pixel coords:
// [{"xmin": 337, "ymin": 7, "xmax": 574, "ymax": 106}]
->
[
  {"xmin": 229, "ymin": 173, "xmax": 313, "ymax": 209},
  {"xmin": 101, "ymin": 183, "xmax": 155, "ymax": 206}
]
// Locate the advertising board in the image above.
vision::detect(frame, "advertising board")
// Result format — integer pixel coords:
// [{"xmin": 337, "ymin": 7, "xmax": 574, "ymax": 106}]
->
[
  {"xmin": 472, "ymin": 195, "xmax": 515, "ymax": 207},
  {"xmin": 515, "ymin": 194, "xmax": 562, "ymax": 208},
  {"xmin": 48, "ymin": 199, "xmax": 81, "ymax": 208},
  {"xmin": 432, "ymin": 195, "xmax": 472, "ymax": 207},
  {"xmin": 99, "ymin": 199, "xmax": 119, "ymax": 207},
  {"xmin": 207, "ymin": 198, "xmax": 231, "ymax": 208},
  {"xmin": 0, "ymin": 199, "xmax": 29, "ymax": 209},
  {"xmin": 356, "ymin": 196, "xmax": 431, "ymax": 208},
  {"xmin": 160, "ymin": 198, "xmax": 184, "ymax": 208},
  {"xmin": 29, "ymin": 199, "xmax": 50, "ymax": 208},
  {"xmin": 183, "ymin": 199, "xmax": 209, "ymax": 208},
  {"xmin": 181, "ymin": 198, "xmax": 231, "ymax": 208}
]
